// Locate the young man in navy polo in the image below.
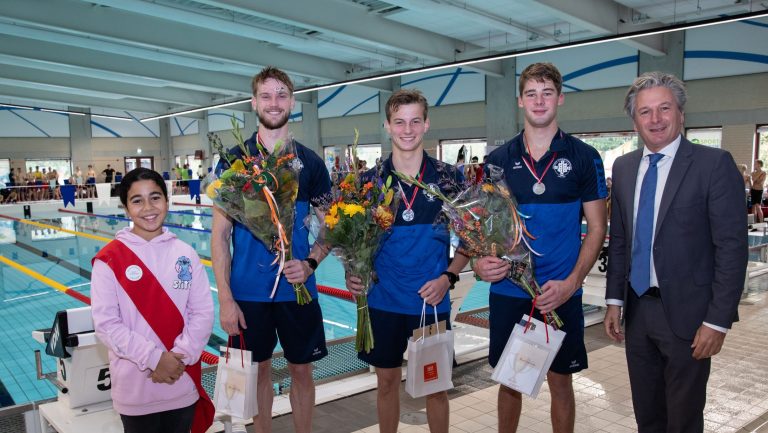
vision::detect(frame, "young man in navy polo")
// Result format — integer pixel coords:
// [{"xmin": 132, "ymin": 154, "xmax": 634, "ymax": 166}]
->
[
  {"xmin": 473, "ymin": 62, "xmax": 608, "ymax": 433},
  {"xmin": 347, "ymin": 89, "xmax": 468, "ymax": 433},
  {"xmin": 211, "ymin": 66, "xmax": 331, "ymax": 433}
]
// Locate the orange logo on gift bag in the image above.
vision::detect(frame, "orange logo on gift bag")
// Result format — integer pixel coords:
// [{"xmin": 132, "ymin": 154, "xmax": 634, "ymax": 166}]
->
[{"xmin": 423, "ymin": 362, "xmax": 438, "ymax": 382}]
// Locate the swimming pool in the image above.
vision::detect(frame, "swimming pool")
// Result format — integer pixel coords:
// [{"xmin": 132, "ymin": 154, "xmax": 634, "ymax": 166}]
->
[{"xmin": 0, "ymin": 210, "xmax": 492, "ymax": 407}]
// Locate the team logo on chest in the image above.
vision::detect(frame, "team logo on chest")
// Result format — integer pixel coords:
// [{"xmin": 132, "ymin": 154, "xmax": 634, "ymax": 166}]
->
[
  {"xmin": 174, "ymin": 256, "xmax": 193, "ymax": 289},
  {"xmin": 289, "ymin": 158, "xmax": 304, "ymax": 172},
  {"xmin": 553, "ymin": 158, "xmax": 572, "ymax": 178},
  {"xmin": 422, "ymin": 183, "xmax": 439, "ymax": 202}
]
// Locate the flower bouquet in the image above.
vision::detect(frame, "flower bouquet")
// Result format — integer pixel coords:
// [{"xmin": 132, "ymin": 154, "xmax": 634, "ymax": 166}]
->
[
  {"xmin": 394, "ymin": 165, "xmax": 563, "ymax": 329},
  {"xmin": 315, "ymin": 130, "xmax": 398, "ymax": 353},
  {"xmin": 205, "ymin": 117, "xmax": 311, "ymax": 304}
]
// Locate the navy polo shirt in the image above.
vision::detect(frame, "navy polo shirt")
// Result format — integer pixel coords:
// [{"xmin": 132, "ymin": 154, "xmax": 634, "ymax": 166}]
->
[
  {"xmin": 485, "ymin": 129, "xmax": 607, "ymax": 298},
  {"xmin": 368, "ymin": 153, "xmax": 463, "ymax": 315},
  {"xmin": 215, "ymin": 133, "xmax": 331, "ymax": 302}
]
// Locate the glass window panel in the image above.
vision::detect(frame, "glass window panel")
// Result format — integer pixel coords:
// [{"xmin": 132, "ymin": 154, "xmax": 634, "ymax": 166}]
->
[
  {"xmin": 686, "ymin": 127, "xmax": 722, "ymax": 148},
  {"xmin": 573, "ymin": 132, "xmax": 638, "ymax": 179}
]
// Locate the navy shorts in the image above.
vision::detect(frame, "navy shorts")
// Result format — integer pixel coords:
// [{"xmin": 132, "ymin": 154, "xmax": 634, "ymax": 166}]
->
[
  {"xmin": 488, "ymin": 293, "xmax": 587, "ymax": 375},
  {"xmin": 233, "ymin": 300, "xmax": 327, "ymax": 365},
  {"xmin": 358, "ymin": 307, "xmax": 451, "ymax": 369}
]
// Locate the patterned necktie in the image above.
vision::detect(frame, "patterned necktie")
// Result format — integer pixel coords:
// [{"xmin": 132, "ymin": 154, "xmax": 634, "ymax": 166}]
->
[{"xmin": 630, "ymin": 153, "xmax": 664, "ymax": 297}]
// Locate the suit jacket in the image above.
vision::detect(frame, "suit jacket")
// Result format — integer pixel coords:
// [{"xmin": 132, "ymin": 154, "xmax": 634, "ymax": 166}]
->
[{"xmin": 606, "ymin": 137, "xmax": 747, "ymax": 340}]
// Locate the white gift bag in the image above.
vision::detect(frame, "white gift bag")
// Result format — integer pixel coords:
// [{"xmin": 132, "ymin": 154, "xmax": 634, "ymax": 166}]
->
[
  {"xmin": 405, "ymin": 302, "xmax": 454, "ymax": 399},
  {"xmin": 213, "ymin": 335, "xmax": 259, "ymax": 419},
  {"xmin": 491, "ymin": 314, "xmax": 566, "ymax": 398}
]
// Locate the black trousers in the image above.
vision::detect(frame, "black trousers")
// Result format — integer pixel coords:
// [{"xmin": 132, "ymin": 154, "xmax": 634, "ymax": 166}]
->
[
  {"xmin": 120, "ymin": 402, "xmax": 196, "ymax": 433},
  {"xmin": 624, "ymin": 294, "xmax": 711, "ymax": 433}
]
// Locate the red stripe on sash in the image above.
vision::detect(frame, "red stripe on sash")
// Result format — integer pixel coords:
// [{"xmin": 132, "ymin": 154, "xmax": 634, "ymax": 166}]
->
[{"xmin": 94, "ymin": 240, "xmax": 214, "ymax": 433}]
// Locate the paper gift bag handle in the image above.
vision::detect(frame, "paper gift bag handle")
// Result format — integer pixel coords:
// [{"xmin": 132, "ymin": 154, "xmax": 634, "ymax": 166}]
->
[
  {"xmin": 523, "ymin": 297, "xmax": 550, "ymax": 343},
  {"xmin": 225, "ymin": 333, "xmax": 246, "ymax": 367},
  {"xmin": 418, "ymin": 300, "xmax": 441, "ymax": 343}
]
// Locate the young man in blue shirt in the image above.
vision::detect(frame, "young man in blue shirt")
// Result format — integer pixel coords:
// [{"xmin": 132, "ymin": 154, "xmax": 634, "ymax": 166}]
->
[
  {"xmin": 474, "ymin": 63, "xmax": 608, "ymax": 433},
  {"xmin": 211, "ymin": 66, "xmax": 331, "ymax": 433},
  {"xmin": 347, "ymin": 89, "xmax": 468, "ymax": 433}
]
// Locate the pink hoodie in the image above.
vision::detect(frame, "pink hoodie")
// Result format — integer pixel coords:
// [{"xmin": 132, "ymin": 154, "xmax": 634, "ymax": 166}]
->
[{"xmin": 91, "ymin": 227, "xmax": 214, "ymax": 416}]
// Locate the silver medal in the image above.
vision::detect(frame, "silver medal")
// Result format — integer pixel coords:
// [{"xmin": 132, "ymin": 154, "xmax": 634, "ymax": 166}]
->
[
  {"xmin": 532, "ymin": 182, "xmax": 546, "ymax": 195},
  {"xmin": 402, "ymin": 208, "xmax": 415, "ymax": 221}
]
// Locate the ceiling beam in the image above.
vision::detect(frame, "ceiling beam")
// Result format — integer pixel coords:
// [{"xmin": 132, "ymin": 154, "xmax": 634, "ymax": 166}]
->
[
  {"xmin": 82, "ymin": 0, "xmax": 417, "ymax": 65},
  {"xmin": 386, "ymin": 0, "xmax": 549, "ymax": 39},
  {"xmin": 0, "ymin": 64, "xmax": 217, "ymax": 106},
  {"xmin": 0, "ymin": 85, "xmax": 171, "ymax": 114},
  {"xmin": 522, "ymin": 0, "xmax": 667, "ymax": 55},
  {"xmin": 194, "ymin": 0, "xmax": 468, "ymax": 63},
  {"xmin": 0, "ymin": 0, "xmax": 350, "ymax": 82},
  {"xmin": 621, "ymin": 34, "xmax": 665, "ymax": 57},
  {"xmin": 0, "ymin": 35, "xmax": 252, "ymax": 98}
]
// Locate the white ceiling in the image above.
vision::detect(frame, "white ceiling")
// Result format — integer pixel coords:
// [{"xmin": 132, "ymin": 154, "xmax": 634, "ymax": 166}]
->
[{"xmin": 0, "ymin": 0, "xmax": 763, "ymax": 117}]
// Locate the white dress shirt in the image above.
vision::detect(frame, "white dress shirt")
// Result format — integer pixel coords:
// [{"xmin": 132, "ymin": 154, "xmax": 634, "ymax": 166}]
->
[{"xmin": 606, "ymin": 135, "xmax": 727, "ymax": 333}]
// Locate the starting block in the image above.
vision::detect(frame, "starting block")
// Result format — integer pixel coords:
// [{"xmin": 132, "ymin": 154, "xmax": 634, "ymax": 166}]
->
[{"xmin": 32, "ymin": 306, "xmax": 121, "ymax": 432}]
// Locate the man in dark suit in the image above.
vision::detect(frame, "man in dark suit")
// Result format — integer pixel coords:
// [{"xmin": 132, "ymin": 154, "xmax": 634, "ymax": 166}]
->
[{"xmin": 605, "ymin": 71, "xmax": 747, "ymax": 433}]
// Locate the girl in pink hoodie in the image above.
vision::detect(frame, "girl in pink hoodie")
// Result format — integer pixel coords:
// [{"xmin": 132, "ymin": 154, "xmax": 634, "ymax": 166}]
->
[{"xmin": 91, "ymin": 168, "xmax": 214, "ymax": 433}]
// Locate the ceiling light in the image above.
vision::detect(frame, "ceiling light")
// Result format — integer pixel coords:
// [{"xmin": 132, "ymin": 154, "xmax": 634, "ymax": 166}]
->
[
  {"xmin": 139, "ymin": 99, "xmax": 250, "ymax": 122},
  {"xmin": 0, "ymin": 102, "xmax": 133, "ymax": 120}
]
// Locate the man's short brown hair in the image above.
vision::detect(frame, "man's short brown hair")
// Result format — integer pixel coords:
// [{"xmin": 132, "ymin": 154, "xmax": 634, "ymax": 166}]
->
[
  {"xmin": 518, "ymin": 62, "xmax": 563, "ymax": 97},
  {"xmin": 251, "ymin": 66, "xmax": 294, "ymax": 96},
  {"xmin": 385, "ymin": 89, "xmax": 428, "ymax": 121}
]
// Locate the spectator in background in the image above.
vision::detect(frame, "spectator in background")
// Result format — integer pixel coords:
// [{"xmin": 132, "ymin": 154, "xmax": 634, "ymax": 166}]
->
[
  {"xmin": 750, "ymin": 160, "xmax": 765, "ymax": 224},
  {"xmin": 606, "ymin": 176, "xmax": 613, "ymax": 220},
  {"xmin": 456, "ymin": 145, "xmax": 466, "ymax": 175},
  {"xmin": 87, "ymin": 165, "xmax": 97, "ymax": 198},
  {"xmin": 464, "ymin": 156, "xmax": 482, "ymax": 184},
  {"xmin": 181, "ymin": 163, "xmax": 191, "ymax": 193},
  {"xmin": 75, "ymin": 166, "xmax": 84, "ymax": 198},
  {"xmin": 102, "ymin": 164, "xmax": 116, "ymax": 184},
  {"xmin": 740, "ymin": 163, "xmax": 750, "ymax": 189},
  {"xmin": 39, "ymin": 168, "xmax": 48, "ymax": 200},
  {"xmin": 50, "ymin": 168, "xmax": 61, "ymax": 200},
  {"xmin": 197, "ymin": 164, "xmax": 205, "ymax": 180},
  {"xmin": 173, "ymin": 164, "xmax": 182, "ymax": 194},
  {"xmin": 24, "ymin": 167, "xmax": 34, "ymax": 201},
  {"xmin": 1, "ymin": 186, "xmax": 18, "ymax": 204}
]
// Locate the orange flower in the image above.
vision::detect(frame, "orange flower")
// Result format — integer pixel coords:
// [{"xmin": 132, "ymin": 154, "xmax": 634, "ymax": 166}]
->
[
  {"xmin": 277, "ymin": 153, "xmax": 295, "ymax": 166},
  {"xmin": 373, "ymin": 205, "xmax": 394, "ymax": 230},
  {"xmin": 340, "ymin": 180, "xmax": 355, "ymax": 192}
]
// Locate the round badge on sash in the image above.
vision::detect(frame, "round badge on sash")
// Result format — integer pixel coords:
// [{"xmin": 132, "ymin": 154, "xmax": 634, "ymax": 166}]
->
[{"xmin": 125, "ymin": 265, "xmax": 143, "ymax": 281}]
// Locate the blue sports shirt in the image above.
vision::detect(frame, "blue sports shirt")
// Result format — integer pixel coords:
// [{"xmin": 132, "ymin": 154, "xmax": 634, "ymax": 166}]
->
[
  {"xmin": 485, "ymin": 129, "xmax": 607, "ymax": 298},
  {"xmin": 368, "ymin": 152, "xmax": 463, "ymax": 315}
]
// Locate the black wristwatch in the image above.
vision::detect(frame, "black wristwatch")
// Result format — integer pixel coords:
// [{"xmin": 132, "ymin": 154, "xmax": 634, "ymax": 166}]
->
[
  {"xmin": 441, "ymin": 271, "xmax": 459, "ymax": 290},
  {"xmin": 304, "ymin": 257, "xmax": 318, "ymax": 271}
]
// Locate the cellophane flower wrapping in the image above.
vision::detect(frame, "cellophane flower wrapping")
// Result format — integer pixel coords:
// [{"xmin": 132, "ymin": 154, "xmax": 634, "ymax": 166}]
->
[
  {"xmin": 394, "ymin": 164, "xmax": 563, "ymax": 329},
  {"xmin": 204, "ymin": 118, "xmax": 312, "ymax": 304},
  {"xmin": 313, "ymin": 130, "xmax": 399, "ymax": 353}
]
